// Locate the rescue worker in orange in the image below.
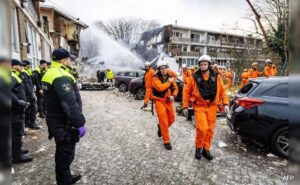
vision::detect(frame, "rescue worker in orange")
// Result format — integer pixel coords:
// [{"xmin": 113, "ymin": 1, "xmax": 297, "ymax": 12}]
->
[
  {"xmin": 141, "ymin": 62, "xmax": 155, "ymax": 109},
  {"xmin": 248, "ymin": 62, "xmax": 262, "ymax": 78},
  {"xmin": 182, "ymin": 64, "xmax": 192, "ymax": 100},
  {"xmin": 263, "ymin": 59, "xmax": 273, "ymax": 77},
  {"xmin": 152, "ymin": 60, "xmax": 178, "ymax": 150},
  {"xmin": 225, "ymin": 69, "xmax": 233, "ymax": 89},
  {"xmin": 240, "ymin": 69, "xmax": 249, "ymax": 88},
  {"xmin": 271, "ymin": 64, "xmax": 277, "ymax": 76},
  {"xmin": 141, "ymin": 61, "xmax": 178, "ymax": 109},
  {"xmin": 182, "ymin": 54, "xmax": 229, "ymax": 160}
]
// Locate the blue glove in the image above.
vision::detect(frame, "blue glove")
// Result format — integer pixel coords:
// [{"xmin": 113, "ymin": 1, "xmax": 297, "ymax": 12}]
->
[{"xmin": 78, "ymin": 126, "xmax": 86, "ymax": 137}]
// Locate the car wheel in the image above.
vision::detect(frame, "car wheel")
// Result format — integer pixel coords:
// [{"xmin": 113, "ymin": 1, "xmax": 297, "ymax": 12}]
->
[
  {"xmin": 270, "ymin": 126, "xmax": 288, "ymax": 158},
  {"xmin": 136, "ymin": 88, "xmax": 145, "ymax": 100},
  {"xmin": 118, "ymin": 83, "xmax": 128, "ymax": 92}
]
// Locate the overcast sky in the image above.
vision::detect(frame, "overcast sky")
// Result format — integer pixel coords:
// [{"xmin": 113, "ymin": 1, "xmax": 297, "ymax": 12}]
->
[{"xmin": 46, "ymin": 0, "xmax": 257, "ymax": 36}]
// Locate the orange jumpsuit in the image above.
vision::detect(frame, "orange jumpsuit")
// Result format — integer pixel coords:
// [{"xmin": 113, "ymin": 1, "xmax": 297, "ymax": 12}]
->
[
  {"xmin": 240, "ymin": 72, "xmax": 249, "ymax": 88},
  {"xmin": 144, "ymin": 68, "xmax": 155, "ymax": 104},
  {"xmin": 182, "ymin": 69, "xmax": 193, "ymax": 100},
  {"xmin": 183, "ymin": 72, "xmax": 229, "ymax": 150},
  {"xmin": 248, "ymin": 68, "xmax": 262, "ymax": 78},
  {"xmin": 152, "ymin": 73, "xmax": 178, "ymax": 144},
  {"xmin": 225, "ymin": 71, "xmax": 233, "ymax": 89},
  {"xmin": 271, "ymin": 65, "xmax": 277, "ymax": 76},
  {"xmin": 143, "ymin": 69, "xmax": 177, "ymax": 105},
  {"xmin": 263, "ymin": 65, "xmax": 273, "ymax": 77}
]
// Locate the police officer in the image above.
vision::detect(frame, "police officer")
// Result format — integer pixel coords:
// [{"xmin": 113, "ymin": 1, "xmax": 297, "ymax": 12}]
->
[
  {"xmin": 11, "ymin": 59, "xmax": 33, "ymax": 163},
  {"xmin": 33, "ymin": 60, "xmax": 47, "ymax": 118},
  {"xmin": 20, "ymin": 60, "xmax": 39, "ymax": 129},
  {"xmin": 42, "ymin": 48, "xmax": 86, "ymax": 185},
  {"xmin": 0, "ymin": 57, "xmax": 12, "ymax": 169}
]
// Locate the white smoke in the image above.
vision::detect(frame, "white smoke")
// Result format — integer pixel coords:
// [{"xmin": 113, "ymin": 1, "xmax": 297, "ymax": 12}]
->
[{"xmin": 80, "ymin": 26, "xmax": 144, "ymax": 79}]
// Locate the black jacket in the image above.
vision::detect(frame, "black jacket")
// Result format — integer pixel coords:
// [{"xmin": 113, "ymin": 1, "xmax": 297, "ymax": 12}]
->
[
  {"xmin": 11, "ymin": 71, "xmax": 27, "ymax": 114},
  {"xmin": 42, "ymin": 62, "xmax": 85, "ymax": 143}
]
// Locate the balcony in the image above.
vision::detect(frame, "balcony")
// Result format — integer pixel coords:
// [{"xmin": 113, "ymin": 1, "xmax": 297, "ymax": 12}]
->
[
  {"xmin": 171, "ymin": 37, "xmax": 190, "ymax": 43},
  {"xmin": 180, "ymin": 51, "xmax": 201, "ymax": 57}
]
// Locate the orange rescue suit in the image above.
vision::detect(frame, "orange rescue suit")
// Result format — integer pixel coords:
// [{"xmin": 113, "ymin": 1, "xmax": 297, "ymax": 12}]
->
[
  {"xmin": 182, "ymin": 69, "xmax": 193, "ymax": 101},
  {"xmin": 152, "ymin": 72, "xmax": 178, "ymax": 144},
  {"xmin": 240, "ymin": 72, "xmax": 249, "ymax": 88},
  {"xmin": 264, "ymin": 65, "xmax": 273, "ymax": 77},
  {"xmin": 143, "ymin": 68, "xmax": 155, "ymax": 104},
  {"xmin": 183, "ymin": 71, "xmax": 229, "ymax": 150},
  {"xmin": 225, "ymin": 71, "xmax": 233, "ymax": 89},
  {"xmin": 248, "ymin": 68, "xmax": 262, "ymax": 78},
  {"xmin": 143, "ymin": 69, "xmax": 178, "ymax": 104}
]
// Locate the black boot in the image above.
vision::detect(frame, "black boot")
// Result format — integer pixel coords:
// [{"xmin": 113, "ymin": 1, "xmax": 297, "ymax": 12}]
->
[
  {"xmin": 21, "ymin": 149, "xmax": 29, "ymax": 154},
  {"xmin": 202, "ymin": 149, "xmax": 214, "ymax": 161},
  {"xmin": 71, "ymin": 174, "xmax": 81, "ymax": 184},
  {"xmin": 39, "ymin": 113, "xmax": 46, "ymax": 118},
  {"xmin": 164, "ymin": 143, "xmax": 172, "ymax": 150},
  {"xmin": 12, "ymin": 154, "xmax": 33, "ymax": 164},
  {"xmin": 29, "ymin": 123, "xmax": 40, "ymax": 130},
  {"xmin": 157, "ymin": 124, "xmax": 161, "ymax": 137},
  {"xmin": 195, "ymin": 148, "xmax": 203, "ymax": 160}
]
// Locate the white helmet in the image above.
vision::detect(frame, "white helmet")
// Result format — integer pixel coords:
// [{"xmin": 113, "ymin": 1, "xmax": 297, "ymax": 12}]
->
[
  {"xmin": 156, "ymin": 60, "xmax": 168, "ymax": 69},
  {"xmin": 144, "ymin": 61, "xmax": 151, "ymax": 67},
  {"xmin": 265, "ymin": 59, "xmax": 272, "ymax": 64},
  {"xmin": 182, "ymin": 64, "xmax": 187, "ymax": 69},
  {"xmin": 198, "ymin": 54, "xmax": 212, "ymax": 64}
]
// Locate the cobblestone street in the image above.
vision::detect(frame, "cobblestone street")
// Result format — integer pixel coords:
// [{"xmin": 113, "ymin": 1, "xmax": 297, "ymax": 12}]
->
[{"xmin": 12, "ymin": 90, "xmax": 288, "ymax": 185}]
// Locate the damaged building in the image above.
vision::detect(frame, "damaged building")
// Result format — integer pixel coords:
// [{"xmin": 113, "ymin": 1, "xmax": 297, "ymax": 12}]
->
[{"xmin": 136, "ymin": 24, "xmax": 265, "ymax": 69}]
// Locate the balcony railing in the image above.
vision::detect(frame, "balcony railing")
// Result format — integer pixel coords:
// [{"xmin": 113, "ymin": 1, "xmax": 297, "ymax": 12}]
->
[{"xmin": 172, "ymin": 37, "xmax": 190, "ymax": 43}]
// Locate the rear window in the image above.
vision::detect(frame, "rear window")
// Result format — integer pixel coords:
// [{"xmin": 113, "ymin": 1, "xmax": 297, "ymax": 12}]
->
[
  {"xmin": 238, "ymin": 82, "xmax": 258, "ymax": 96},
  {"xmin": 117, "ymin": 72, "xmax": 125, "ymax": 76},
  {"xmin": 262, "ymin": 83, "xmax": 288, "ymax": 98},
  {"xmin": 137, "ymin": 72, "xmax": 145, "ymax": 77},
  {"xmin": 125, "ymin": 72, "xmax": 136, "ymax": 77}
]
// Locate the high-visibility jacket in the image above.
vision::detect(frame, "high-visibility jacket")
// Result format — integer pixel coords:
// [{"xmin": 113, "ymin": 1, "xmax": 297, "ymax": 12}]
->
[{"xmin": 106, "ymin": 70, "xmax": 114, "ymax": 80}]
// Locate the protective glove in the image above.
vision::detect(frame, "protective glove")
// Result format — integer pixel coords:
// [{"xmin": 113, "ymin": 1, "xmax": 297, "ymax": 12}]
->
[
  {"xmin": 141, "ymin": 103, "xmax": 147, "ymax": 109},
  {"xmin": 78, "ymin": 126, "xmax": 86, "ymax": 137},
  {"xmin": 18, "ymin": 100, "xmax": 30, "ymax": 109},
  {"xmin": 224, "ymin": 105, "xmax": 230, "ymax": 114}
]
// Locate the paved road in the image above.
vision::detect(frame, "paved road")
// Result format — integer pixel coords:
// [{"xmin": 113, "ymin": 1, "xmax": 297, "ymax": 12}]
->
[{"xmin": 12, "ymin": 90, "xmax": 288, "ymax": 185}]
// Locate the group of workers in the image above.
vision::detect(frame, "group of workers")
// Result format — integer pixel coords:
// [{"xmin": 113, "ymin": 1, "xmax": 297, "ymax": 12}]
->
[
  {"xmin": 142, "ymin": 54, "xmax": 229, "ymax": 160},
  {"xmin": 240, "ymin": 59, "xmax": 277, "ymax": 88},
  {"xmin": 0, "ymin": 48, "xmax": 85, "ymax": 185}
]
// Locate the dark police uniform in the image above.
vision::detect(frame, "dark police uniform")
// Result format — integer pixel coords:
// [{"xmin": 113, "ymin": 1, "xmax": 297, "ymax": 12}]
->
[
  {"xmin": 42, "ymin": 60, "xmax": 85, "ymax": 185},
  {"xmin": 20, "ymin": 64, "xmax": 38, "ymax": 129},
  {"xmin": 0, "ymin": 64, "xmax": 11, "ymax": 168},
  {"xmin": 11, "ymin": 68, "xmax": 27, "ymax": 161},
  {"xmin": 33, "ymin": 64, "xmax": 46, "ymax": 117}
]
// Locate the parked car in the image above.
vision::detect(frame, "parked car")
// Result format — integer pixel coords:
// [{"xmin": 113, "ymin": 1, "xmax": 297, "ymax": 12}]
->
[
  {"xmin": 114, "ymin": 70, "xmax": 145, "ymax": 92},
  {"xmin": 227, "ymin": 77, "xmax": 288, "ymax": 158},
  {"xmin": 129, "ymin": 77, "xmax": 184, "ymax": 101}
]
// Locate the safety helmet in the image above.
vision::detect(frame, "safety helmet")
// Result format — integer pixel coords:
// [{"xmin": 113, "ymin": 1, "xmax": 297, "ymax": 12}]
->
[
  {"xmin": 198, "ymin": 54, "xmax": 212, "ymax": 64},
  {"xmin": 243, "ymin": 69, "xmax": 248, "ymax": 72},
  {"xmin": 156, "ymin": 60, "xmax": 168, "ymax": 69},
  {"xmin": 265, "ymin": 59, "xmax": 272, "ymax": 64},
  {"xmin": 252, "ymin": 62, "xmax": 258, "ymax": 66},
  {"xmin": 144, "ymin": 61, "xmax": 151, "ymax": 67},
  {"xmin": 182, "ymin": 64, "xmax": 187, "ymax": 69}
]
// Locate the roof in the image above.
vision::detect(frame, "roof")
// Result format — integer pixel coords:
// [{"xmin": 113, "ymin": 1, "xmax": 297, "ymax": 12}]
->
[
  {"xmin": 249, "ymin": 76, "xmax": 288, "ymax": 83},
  {"xmin": 168, "ymin": 24, "xmax": 262, "ymax": 40},
  {"xmin": 40, "ymin": 4, "xmax": 88, "ymax": 29}
]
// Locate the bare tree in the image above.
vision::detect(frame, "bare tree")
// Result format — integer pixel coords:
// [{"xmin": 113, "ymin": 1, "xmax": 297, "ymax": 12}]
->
[
  {"xmin": 95, "ymin": 18, "xmax": 161, "ymax": 46},
  {"xmin": 244, "ymin": 0, "xmax": 289, "ymax": 74}
]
